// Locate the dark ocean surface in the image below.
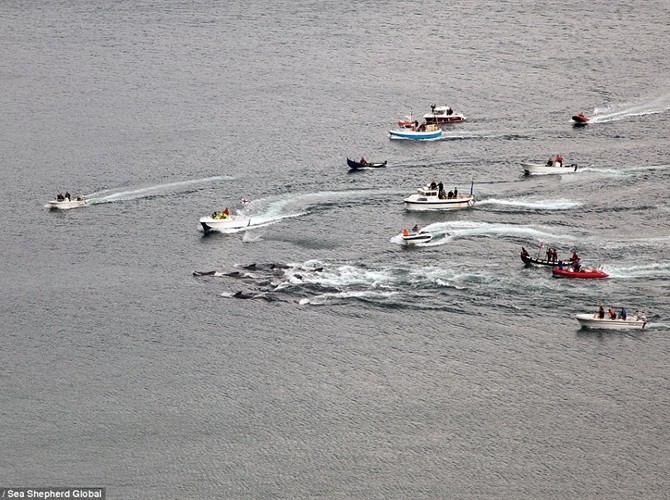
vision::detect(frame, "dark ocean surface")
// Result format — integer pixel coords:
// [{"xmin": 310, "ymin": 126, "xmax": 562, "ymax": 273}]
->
[{"xmin": 1, "ymin": 1, "xmax": 669, "ymax": 498}]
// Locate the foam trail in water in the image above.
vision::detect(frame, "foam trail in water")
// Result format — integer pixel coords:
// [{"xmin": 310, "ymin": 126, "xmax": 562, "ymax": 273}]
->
[
  {"xmin": 425, "ymin": 221, "xmax": 579, "ymax": 247},
  {"xmin": 204, "ymin": 188, "xmax": 406, "ymax": 234},
  {"xmin": 390, "ymin": 221, "xmax": 579, "ymax": 248},
  {"xmin": 603, "ymin": 262, "xmax": 670, "ymax": 279},
  {"xmin": 87, "ymin": 176, "xmax": 234, "ymax": 204},
  {"xmin": 251, "ymin": 188, "xmax": 406, "ymax": 218},
  {"xmin": 591, "ymin": 94, "xmax": 670, "ymax": 123},
  {"xmin": 478, "ymin": 198, "xmax": 581, "ymax": 210},
  {"xmin": 300, "ymin": 290, "xmax": 400, "ymax": 306},
  {"xmin": 439, "ymin": 131, "xmax": 531, "ymax": 141}
]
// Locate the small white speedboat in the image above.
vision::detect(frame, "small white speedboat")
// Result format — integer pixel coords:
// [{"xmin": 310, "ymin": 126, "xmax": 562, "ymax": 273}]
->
[
  {"xmin": 47, "ymin": 197, "xmax": 87, "ymax": 209},
  {"xmin": 404, "ymin": 186, "xmax": 475, "ymax": 211},
  {"xmin": 575, "ymin": 313, "xmax": 649, "ymax": 330},
  {"xmin": 522, "ymin": 162, "xmax": 578, "ymax": 175},
  {"xmin": 200, "ymin": 214, "xmax": 253, "ymax": 232},
  {"xmin": 401, "ymin": 229, "xmax": 433, "ymax": 245}
]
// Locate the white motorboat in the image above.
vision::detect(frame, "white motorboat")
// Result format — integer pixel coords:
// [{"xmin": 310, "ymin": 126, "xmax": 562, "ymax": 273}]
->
[
  {"xmin": 522, "ymin": 162, "xmax": 578, "ymax": 175},
  {"xmin": 47, "ymin": 197, "xmax": 87, "ymax": 209},
  {"xmin": 401, "ymin": 228, "xmax": 433, "ymax": 245},
  {"xmin": 404, "ymin": 185, "xmax": 475, "ymax": 211},
  {"xmin": 389, "ymin": 123, "xmax": 442, "ymax": 140},
  {"xmin": 423, "ymin": 104, "xmax": 466, "ymax": 124},
  {"xmin": 200, "ymin": 214, "xmax": 253, "ymax": 232},
  {"xmin": 575, "ymin": 312, "xmax": 649, "ymax": 330}
]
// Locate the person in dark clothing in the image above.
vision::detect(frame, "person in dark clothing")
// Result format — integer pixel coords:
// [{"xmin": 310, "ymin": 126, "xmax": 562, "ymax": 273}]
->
[{"xmin": 598, "ymin": 305, "xmax": 605, "ymax": 319}]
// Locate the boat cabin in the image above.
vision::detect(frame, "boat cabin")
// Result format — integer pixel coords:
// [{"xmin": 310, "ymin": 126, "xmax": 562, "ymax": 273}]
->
[
  {"xmin": 430, "ymin": 105, "xmax": 454, "ymax": 117},
  {"xmin": 414, "ymin": 187, "xmax": 439, "ymax": 200}
]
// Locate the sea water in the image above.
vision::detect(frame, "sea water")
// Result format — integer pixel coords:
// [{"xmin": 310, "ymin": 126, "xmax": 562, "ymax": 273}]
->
[{"xmin": 1, "ymin": 0, "xmax": 669, "ymax": 498}]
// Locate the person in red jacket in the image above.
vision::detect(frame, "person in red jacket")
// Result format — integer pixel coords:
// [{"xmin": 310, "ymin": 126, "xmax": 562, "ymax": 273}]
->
[{"xmin": 555, "ymin": 154, "xmax": 564, "ymax": 167}]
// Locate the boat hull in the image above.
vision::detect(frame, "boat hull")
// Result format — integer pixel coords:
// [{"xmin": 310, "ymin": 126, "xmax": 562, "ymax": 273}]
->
[
  {"xmin": 522, "ymin": 162, "xmax": 578, "ymax": 175},
  {"xmin": 521, "ymin": 251, "xmax": 576, "ymax": 267},
  {"xmin": 572, "ymin": 114, "xmax": 590, "ymax": 126},
  {"xmin": 404, "ymin": 195, "xmax": 475, "ymax": 211},
  {"xmin": 199, "ymin": 216, "xmax": 252, "ymax": 232},
  {"xmin": 423, "ymin": 113, "xmax": 466, "ymax": 124},
  {"xmin": 347, "ymin": 158, "xmax": 387, "ymax": 170},
  {"xmin": 402, "ymin": 233, "xmax": 433, "ymax": 245},
  {"xmin": 552, "ymin": 268, "xmax": 609, "ymax": 279},
  {"xmin": 389, "ymin": 129, "xmax": 442, "ymax": 140},
  {"xmin": 48, "ymin": 199, "xmax": 87, "ymax": 210},
  {"xmin": 575, "ymin": 313, "xmax": 648, "ymax": 330}
]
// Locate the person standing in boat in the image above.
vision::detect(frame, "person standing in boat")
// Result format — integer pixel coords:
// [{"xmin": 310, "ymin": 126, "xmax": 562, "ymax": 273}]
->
[
  {"xmin": 598, "ymin": 305, "xmax": 605, "ymax": 319},
  {"xmin": 64, "ymin": 191, "xmax": 71, "ymax": 201},
  {"xmin": 555, "ymin": 154, "xmax": 564, "ymax": 167},
  {"xmin": 453, "ymin": 187, "xmax": 458, "ymax": 198},
  {"xmin": 620, "ymin": 307, "xmax": 627, "ymax": 320}
]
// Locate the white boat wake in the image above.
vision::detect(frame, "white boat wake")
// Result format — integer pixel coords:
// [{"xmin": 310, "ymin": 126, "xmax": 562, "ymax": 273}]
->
[
  {"xmin": 86, "ymin": 176, "xmax": 234, "ymax": 204},
  {"xmin": 477, "ymin": 198, "xmax": 582, "ymax": 210},
  {"xmin": 299, "ymin": 290, "xmax": 400, "ymax": 306},
  {"xmin": 246, "ymin": 188, "xmax": 406, "ymax": 217},
  {"xmin": 602, "ymin": 262, "xmax": 670, "ymax": 279},
  {"xmin": 590, "ymin": 94, "xmax": 670, "ymax": 123},
  {"xmin": 204, "ymin": 188, "xmax": 410, "ymax": 235},
  {"xmin": 398, "ymin": 221, "xmax": 580, "ymax": 248}
]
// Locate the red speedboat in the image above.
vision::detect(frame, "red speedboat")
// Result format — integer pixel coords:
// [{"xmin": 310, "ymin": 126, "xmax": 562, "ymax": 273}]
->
[
  {"xmin": 552, "ymin": 266, "xmax": 608, "ymax": 279},
  {"xmin": 571, "ymin": 112, "xmax": 590, "ymax": 125}
]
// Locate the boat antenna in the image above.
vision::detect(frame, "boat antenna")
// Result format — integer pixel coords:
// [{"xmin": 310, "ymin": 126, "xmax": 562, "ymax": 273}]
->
[{"xmin": 469, "ymin": 179, "xmax": 474, "ymax": 196}]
